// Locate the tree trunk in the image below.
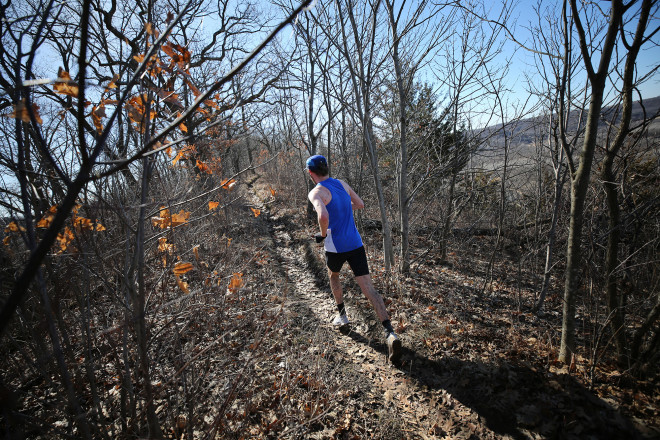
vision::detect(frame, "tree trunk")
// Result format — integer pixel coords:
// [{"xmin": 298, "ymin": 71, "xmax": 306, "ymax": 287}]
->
[
  {"xmin": 631, "ymin": 292, "xmax": 660, "ymax": 369},
  {"xmin": 536, "ymin": 155, "xmax": 566, "ymax": 313},
  {"xmin": 305, "ymin": 30, "xmax": 317, "ymax": 220},
  {"xmin": 560, "ymin": 0, "xmax": 621, "ymax": 364},
  {"xmin": 385, "ymin": 0, "xmax": 410, "ymax": 273},
  {"xmin": 597, "ymin": 0, "xmax": 652, "ymax": 365},
  {"xmin": 340, "ymin": 0, "xmax": 395, "ymax": 272},
  {"xmin": 134, "ymin": 156, "xmax": 162, "ymax": 438},
  {"xmin": 560, "ymin": 82, "xmax": 606, "ymax": 362},
  {"xmin": 602, "ymin": 155, "xmax": 627, "ymax": 360},
  {"xmin": 364, "ymin": 115, "xmax": 395, "ymax": 272},
  {"xmin": 439, "ymin": 171, "xmax": 457, "ymax": 263}
]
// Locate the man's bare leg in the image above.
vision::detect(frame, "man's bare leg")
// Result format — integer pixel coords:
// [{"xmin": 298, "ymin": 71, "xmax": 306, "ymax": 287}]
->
[
  {"xmin": 328, "ymin": 269, "xmax": 343, "ymax": 304},
  {"xmin": 355, "ymin": 274, "xmax": 389, "ymax": 322},
  {"xmin": 328, "ymin": 269, "xmax": 350, "ymax": 327},
  {"xmin": 356, "ymin": 274, "xmax": 401, "ymax": 363}
]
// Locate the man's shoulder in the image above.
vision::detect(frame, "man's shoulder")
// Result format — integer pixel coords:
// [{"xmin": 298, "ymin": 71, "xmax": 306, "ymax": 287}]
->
[
  {"xmin": 308, "ymin": 184, "xmax": 329, "ymax": 198},
  {"xmin": 309, "ymin": 184, "xmax": 332, "ymax": 204}
]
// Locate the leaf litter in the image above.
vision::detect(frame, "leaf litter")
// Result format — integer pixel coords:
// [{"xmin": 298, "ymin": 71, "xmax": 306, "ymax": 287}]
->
[{"xmin": 4, "ymin": 180, "xmax": 657, "ymax": 439}]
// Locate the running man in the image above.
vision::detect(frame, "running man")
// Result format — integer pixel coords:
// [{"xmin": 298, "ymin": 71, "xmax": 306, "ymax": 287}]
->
[{"xmin": 305, "ymin": 154, "xmax": 402, "ymax": 364}]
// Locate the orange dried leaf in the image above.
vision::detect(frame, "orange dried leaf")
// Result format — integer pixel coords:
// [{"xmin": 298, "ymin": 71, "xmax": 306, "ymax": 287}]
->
[
  {"xmin": 196, "ymin": 160, "xmax": 212, "ymax": 174},
  {"xmin": 37, "ymin": 205, "xmax": 58, "ymax": 228},
  {"xmin": 106, "ymin": 74, "xmax": 119, "ymax": 91},
  {"xmin": 151, "ymin": 217, "xmax": 167, "ymax": 228},
  {"xmin": 179, "ymin": 122, "xmax": 188, "ymax": 133},
  {"xmin": 251, "ymin": 208, "xmax": 261, "ymax": 218},
  {"xmin": 173, "ymin": 261, "xmax": 194, "ymax": 275},
  {"xmin": 56, "ymin": 227, "xmax": 75, "ymax": 253},
  {"xmin": 161, "ymin": 44, "xmax": 178, "ymax": 60},
  {"xmin": 91, "ymin": 105, "xmax": 105, "ymax": 134},
  {"xmin": 54, "ymin": 68, "xmax": 79, "ymax": 98},
  {"xmin": 5, "ymin": 221, "xmax": 26, "ymax": 233},
  {"xmin": 170, "ymin": 210, "xmax": 190, "ymax": 227},
  {"xmin": 175, "ymin": 274, "xmax": 190, "ymax": 294},
  {"xmin": 158, "ymin": 237, "xmax": 174, "ymax": 253},
  {"xmin": 172, "ymin": 143, "xmax": 194, "ymax": 166},
  {"xmin": 73, "ymin": 216, "xmax": 94, "ymax": 232},
  {"xmin": 171, "ymin": 150, "xmax": 185, "ymax": 166},
  {"xmin": 4, "ymin": 99, "xmax": 43, "ymax": 124},
  {"xmin": 269, "ymin": 186, "xmax": 276, "ymax": 197},
  {"xmin": 221, "ymin": 178, "xmax": 236, "ymax": 190},
  {"xmin": 208, "ymin": 201, "xmax": 219, "ymax": 211},
  {"xmin": 204, "ymin": 100, "xmax": 219, "ymax": 110},
  {"xmin": 151, "ymin": 207, "xmax": 170, "ymax": 228},
  {"xmin": 124, "ymin": 94, "xmax": 156, "ymax": 131},
  {"xmin": 192, "ymin": 245, "xmax": 200, "ymax": 262},
  {"xmin": 183, "ymin": 77, "xmax": 201, "ymax": 97},
  {"xmin": 228, "ymin": 272, "xmax": 243, "ymax": 292}
]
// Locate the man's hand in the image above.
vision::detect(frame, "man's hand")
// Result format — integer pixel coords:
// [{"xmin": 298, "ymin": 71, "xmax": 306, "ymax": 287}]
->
[{"xmin": 314, "ymin": 232, "xmax": 326, "ymax": 243}]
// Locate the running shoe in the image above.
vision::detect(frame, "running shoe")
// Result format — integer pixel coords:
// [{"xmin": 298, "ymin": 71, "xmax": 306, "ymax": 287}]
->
[
  {"xmin": 386, "ymin": 332, "xmax": 402, "ymax": 364},
  {"xmin": 332, "ymin": 314, "xmax": 350, "ymax": 328}
]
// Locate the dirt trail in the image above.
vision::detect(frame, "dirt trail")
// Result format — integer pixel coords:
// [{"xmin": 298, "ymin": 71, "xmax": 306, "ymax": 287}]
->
[
  {"xmin": 251, "ymin": 192, "xmax": 507, "ymax": 439},
  {"xmin": 248, "ymin": 184, "xmax": 655, "ymax": 440}
]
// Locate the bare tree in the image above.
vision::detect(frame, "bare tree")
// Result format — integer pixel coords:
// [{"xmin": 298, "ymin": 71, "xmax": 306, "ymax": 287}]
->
[
  {"xmin": 0, "ymin": 1, "xmax": 312, "ymax": 436},
  {"xmin": 431, "ymin": 2, "xmax": 509, "ymax": 264},
  {"xmin": 335, "ymin": 0, "xmax": 396, "ymax": 272},
  {"xmin": 598, "ymin": 0, "xmax": 659, "ymax": 363},
  {"xmin": 526, "ymin": 0, "xmax": 585, "ymax": 313},
  {"xmin": 383, "ymin": 0, "xmax": 450, "ymax": 273},
  {"xmin": 558, "ymin": 0, "xmax": 655, "ymax": 364}
]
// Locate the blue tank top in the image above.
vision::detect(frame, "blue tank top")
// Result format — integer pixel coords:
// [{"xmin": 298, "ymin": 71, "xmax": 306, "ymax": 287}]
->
[{"xmin": 318, "ymin": 178, "xmax": 363, "ymax": 253}]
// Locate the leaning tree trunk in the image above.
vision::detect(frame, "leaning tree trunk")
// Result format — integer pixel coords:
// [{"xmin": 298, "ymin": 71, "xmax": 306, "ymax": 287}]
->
[
  {"xmin": 559, "ymin": 0, "xmax": 622, "ymax": 364},
  {"xmin": 597, "ymin": 0, "xmax": 651, "ymax": 365},
  {"xmin": 364, "ymin": 115, "xmax": 395, "ymax": 272},
  {"xmin": 340, "ymin": 0, "xmax": 395, "ymax": 272},
  {"xmin": 560, "ymin": 84, "xmax": 606, "ymax": 362}
]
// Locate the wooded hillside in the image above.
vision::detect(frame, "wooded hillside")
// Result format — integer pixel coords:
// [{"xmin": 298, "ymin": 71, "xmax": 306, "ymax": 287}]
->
[{"xmin": 1, "ymin": 0, "xmax": 658, "ymax": 438}]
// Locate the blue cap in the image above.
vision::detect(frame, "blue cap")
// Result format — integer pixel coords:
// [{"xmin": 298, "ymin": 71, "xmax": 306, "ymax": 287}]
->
[{"xmin": 306, "ymin": 154, "xmax": 327, "ymax": 171}]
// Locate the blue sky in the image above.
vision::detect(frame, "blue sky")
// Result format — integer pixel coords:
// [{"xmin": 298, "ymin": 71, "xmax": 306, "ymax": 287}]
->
[{"xmin": 507, "ymin": 0, "xmax": 660, "ymax": 101}]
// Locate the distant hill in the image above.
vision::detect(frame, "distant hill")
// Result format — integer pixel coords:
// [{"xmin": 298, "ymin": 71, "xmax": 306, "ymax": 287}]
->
[{"xmin": 480, "ymin": 95, "xmax": 660, "ymax": 148}]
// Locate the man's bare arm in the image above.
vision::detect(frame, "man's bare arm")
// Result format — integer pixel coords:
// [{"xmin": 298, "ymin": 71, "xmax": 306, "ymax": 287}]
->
[
  {"xmin": 340, "ymin": 180, "xmax": 364, "ymax": 210},
  {"xmin": 308, "ymin": 188, "xmax": 329, "ymax": 236}
]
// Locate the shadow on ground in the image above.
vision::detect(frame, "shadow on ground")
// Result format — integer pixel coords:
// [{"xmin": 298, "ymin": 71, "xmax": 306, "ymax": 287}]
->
[
  {"xmin": 342, "ymin": 328, "xmax": 648, "ymax": 440},
  {"xmin": 262, "ymin": 207, "xmax": 652, "ymax": 440}
]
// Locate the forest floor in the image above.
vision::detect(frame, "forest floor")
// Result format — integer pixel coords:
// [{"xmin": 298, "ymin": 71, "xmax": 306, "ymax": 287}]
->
[
  {"xmin": 10, "ymin": 176, "xmax": 658, "ymax": 439},
  {"xmin": 223, "ymin": 180, "xmax": 660, "ymax": 440}
]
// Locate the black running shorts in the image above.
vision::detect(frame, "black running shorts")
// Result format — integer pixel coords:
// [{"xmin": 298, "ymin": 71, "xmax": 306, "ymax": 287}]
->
[{"xmin": 325, "ymin": 246, "xmax": 370, "ymax": 276}]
